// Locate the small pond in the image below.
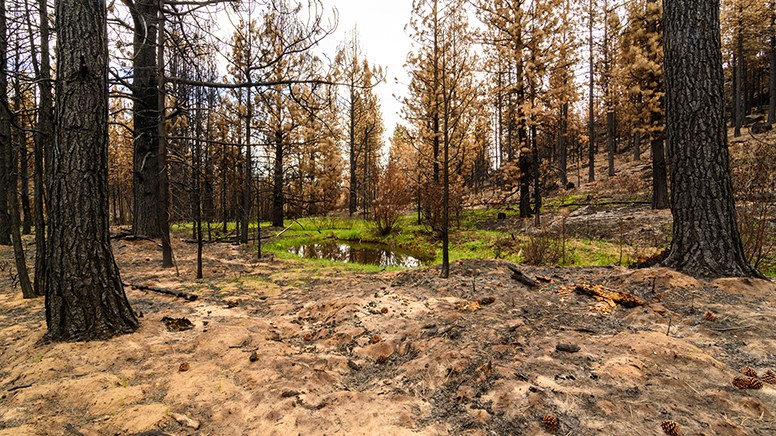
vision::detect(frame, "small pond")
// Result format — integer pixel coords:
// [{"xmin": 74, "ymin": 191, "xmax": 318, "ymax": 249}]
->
[{"xmin": 287, "ymin": 241, "xmax": 426, "ymax": 268}]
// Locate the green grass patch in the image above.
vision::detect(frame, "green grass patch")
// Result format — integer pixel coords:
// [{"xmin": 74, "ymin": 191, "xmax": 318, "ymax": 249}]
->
[{"xmin": 171, "ymin": 209, "xmax": 651, "ymax": 271}]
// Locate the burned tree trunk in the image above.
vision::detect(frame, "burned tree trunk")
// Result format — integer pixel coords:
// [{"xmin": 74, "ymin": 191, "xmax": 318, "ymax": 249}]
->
[
  {"xmin": 558, "ymin": 103, "xmax": 568, "ymax": 187},
  {"xmin": 127, "ymin": 0, "xmax": 162, "ymax": 238},
  {"xmin": 663, "ymin": 0, "xmax": 760, "ymax": 278},
  {"xmin": 46, "ymin": 0, "xmax": 139, "ymax": 340},
  {"xmin": 0, "ymin": 0, "xmax": 8, "ymax": 247},
  {"xmin": 27, "ymin": 0, "xmax": 53, "ymax": 297},
  {"xmin": 769, "ymin": 0, "xmax": 775, "ymax": 124},
  {"xmin": 272, "ymin": 129, "xmax": 284, "ymax": 227},
  {"xmin": 1, "ymin": 0, "xmax": 32, "ymax": 297}
]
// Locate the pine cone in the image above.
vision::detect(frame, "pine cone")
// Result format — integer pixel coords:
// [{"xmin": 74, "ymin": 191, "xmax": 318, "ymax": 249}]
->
[
  {"xmin": 733, "ymin": 376, "xmax": 763, "ymax": 390},
  {"xmin": 741, "ymin": 366, "xmax": 758, "ymax": 378},
  {"xmin": 661, "ymin": 420, "xmax": 681, "ymax": 436},
  {"xmin": 543, "ymin": 413, "xmax": 559, "ymax": 432},
  {"xmin": 704, "ymin": 311, "xmax": 716, "ymax": 321},
  {"xmin": 761, "ymin": 370, "xmax": 776, "ymax": 384}
]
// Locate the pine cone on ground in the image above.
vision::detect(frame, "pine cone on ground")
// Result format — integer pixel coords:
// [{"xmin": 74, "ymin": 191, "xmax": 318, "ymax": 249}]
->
[
  {"xmin": 732, "ymin": 376, "xmax": 763, "ymax": 390},
  {"xmin": 740, "ymin": 366, "xmax": 758, "ymax": 378},
  {"xmin": 543, "ymin": 413, "xmax": 559, "ymax": 432},
  {"xmin": 761, "ymin": 370, "xmax": 776, "ymax": 384},
  {"xmin": 661, "ymin": 420, "xmax": 681, "ymax": 436},
  {"xmin": 704, "ymin": 311, "xmax": 716, "ymax": 321}
]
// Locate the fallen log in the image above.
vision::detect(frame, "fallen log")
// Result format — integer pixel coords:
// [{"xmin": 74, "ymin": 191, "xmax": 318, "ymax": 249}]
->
[
  {"xmin": 506, "ymin": 264, "xmax": 538, "ymax": 287},
  {"xmin": 573, "ymin": 284, "xmax": 645, "ymax": 308},
  {"xmin": 7, "ymin": 382, "xmax": 33, "ymax": 392},
  {"xmin": 122, "ymin": 281, "xmax": 198, "ymax": 301},
  {"xmin": 110, "ymin": 232, "xmax": 156, "ymax": 242}
]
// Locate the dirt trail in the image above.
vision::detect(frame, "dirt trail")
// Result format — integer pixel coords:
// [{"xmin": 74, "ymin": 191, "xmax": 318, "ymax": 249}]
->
[{"xmin": 1, "ymin": 239, "xmax": 775, "ymax": 435}]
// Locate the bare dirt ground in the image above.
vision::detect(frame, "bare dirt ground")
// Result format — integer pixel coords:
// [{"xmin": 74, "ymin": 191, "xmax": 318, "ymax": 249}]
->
[{"xmin": 1, "ymin": 235, "xmax": 775, "ymax": 435}]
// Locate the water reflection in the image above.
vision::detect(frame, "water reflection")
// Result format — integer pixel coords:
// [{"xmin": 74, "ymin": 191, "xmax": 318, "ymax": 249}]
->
[{"xmin": 288, "ymin": 241, "xmax": 424, "ymax": 268}]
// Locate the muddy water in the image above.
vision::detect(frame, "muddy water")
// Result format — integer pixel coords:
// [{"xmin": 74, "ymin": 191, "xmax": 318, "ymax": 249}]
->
[{"xmin": 287, "ymin": 241, "xmax": 426, "ymax": 268}]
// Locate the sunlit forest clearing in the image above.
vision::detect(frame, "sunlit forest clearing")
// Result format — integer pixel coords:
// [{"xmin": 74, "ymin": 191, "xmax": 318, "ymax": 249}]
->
[{"xmin": 1, "ymin": 0, "xmax": 775, "ymax": 434}]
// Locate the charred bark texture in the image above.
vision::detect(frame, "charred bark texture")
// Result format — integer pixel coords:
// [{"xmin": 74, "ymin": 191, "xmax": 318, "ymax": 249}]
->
[
  {"xmin": 46, "ymin": 0, "xmax": 139, "ymax": 340},
  {"xmin": 734, "ymin": 7, "xmax": 744, "ymax": 137},
  {"xmin": 348, "ymin": 86, "xmax": 358, "ymax": 216},
  {"xmin": 128, "ymin": 0, "xmax": 162, "ymax": 238},
  {"xmin": 1, "ymin": 0, "xmax": 32, "ymax": 297},
  {"xmin": 32, "ymin": 0, "xmax": 53, "ymax": 297},
  {"xmin": 663, "ymin": 0, "xmax": 760, "ymax": 278},
  {"xmin": 0, "ymin": 0, "xmax": 9, "ymax": 247},
  {"xmin": 272, "ymin": 129, "xmax": 284, "ymax": 227},
  {"xmin": 587, "ymin": 0, "xmax": 595, "ymax": 183},
  {"xmin": 646, "ymin": 2, "xmax": 669, "ymax": 210},
  {"xmin": 558, "ymin": 104, "xmax": 568, "ymax": 187},
  {"xmin": 769, "ymin": 0, "xmax": 775, "ymax": 124}
]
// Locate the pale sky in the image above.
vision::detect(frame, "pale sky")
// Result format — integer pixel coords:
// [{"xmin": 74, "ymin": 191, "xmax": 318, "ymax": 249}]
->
[
  {"xmin": 211, "ymin": 0, "xmax": 416, "ymax": 148},
  {"xmin": 316, "ymin": 0, "xmax": 416, "ymax": 145}
]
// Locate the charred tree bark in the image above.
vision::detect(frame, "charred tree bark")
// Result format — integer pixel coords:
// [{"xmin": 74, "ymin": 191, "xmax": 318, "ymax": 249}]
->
[
  {"xmin": 1, "ymin": 1, "xmax": 32, "ymax": 297},
  {"xmin": 663, "ymin": 0, "xmax": 760, "ymax": 278},
  {"xmin": 5, "ymin": 123, "xmax": 34, "ymax": 299},
  {"xmin": 734, "ymin": 6, "xmax": 744, "ymax": 137},
  {"xmin": 46, "ymin": 0, "xmax": 139, "ymax": 340},
  {"xmin": 769, "ymin": 0, "xmax": 775, "ymax": 124},
  {"xmin": 272, "ymin": 129, "xmax": 284, "ymax": 227},
  {"xmin": 0, "ymin": 0, "xmax": 8, "ymax": 247},
  {"xmin": 441, "ymin": 142, "xmax": 449, "ymax": 278},
  {"xmin": 127, "ymin": 0, "xmax": 162, "ymax": 238},
  {"xmin": 15, "ymin": 81, "xmax": 31, "ymax": 235},
  {"xmin": 587, "ymin": 0, "xmax": 595, "ymax": 183},
  {"xmin": 240, "ymin": 83, "xmax": 252, "ymax": 244},
  {"xmin": 650, "ymin": 124, "xmax": 669, "ymax": 210},
  {"xmin": 518, "ymin": 152, "xmax": 532, "ymax": 218},
  {"xmin": 194, "ymin": 93, "xmax": 203, "ymax": 279},
  {"xmin": 607, "ymin": 109, "xmax": 615, "ymax": 177},
  {"xmin": 26, "ymin": 0, "xmax": 53, "ymax": 297},
  {"xmin": 156, "ymin": 7, "xmax": 172, "ymax": 268},
  {"xmin": 348, "ymin": 85, "xmax": 358, "ymax": 216},
  {"xmin": 558, "ymin": 103, "xmax": 568, "ymax": 187},
  {"xmin": 646, "ymin": 1, "xmax": 669, "ymax": 210}
]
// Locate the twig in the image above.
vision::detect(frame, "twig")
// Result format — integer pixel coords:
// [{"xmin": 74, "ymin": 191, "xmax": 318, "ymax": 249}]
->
[
  {"xmin": 685, "ymin": 382, "xmax": 702, "ymax": 396},
  {"xmin": 63, "ymin": 424, "xmax": 84, "ymax": 436},
  {"xmin": 7, "ymin": 382, "xmax": 33, "ymax": 392},
  {"xmin": 275, "ymin": 224, "xmax": 294, "ymax": 238},
  {"xmin": 122, "ymin": 282, "xmax": 198, "ymax": 301},
  {"xmin": 506, "ymin": 264, "xmax": 538, "ymax": 287},
  {"xmin": 292, "ymin": 219, "xmax": 306, "ymax": 231}
]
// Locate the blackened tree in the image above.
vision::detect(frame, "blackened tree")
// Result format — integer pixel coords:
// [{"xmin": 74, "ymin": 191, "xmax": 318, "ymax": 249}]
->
[
  {"xmin": 662, "ymin": 0, "xmax": 761, "ymax": 278},
  {"xmin": 46, "ymin": 0, "xmax": 139, "ymax": 340}
]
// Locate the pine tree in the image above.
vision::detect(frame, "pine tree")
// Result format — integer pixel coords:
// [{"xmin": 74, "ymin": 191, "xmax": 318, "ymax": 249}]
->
[
  {"xmin": 663, "ymin": 0, "xmax": 761, "ymax": 278},
  {"xmin": 620, "ymin": 0, "xmax": 668, "ymax": 209},
  {"xmin": 46, "ymin": 0, "xmax": 138, "ymax": 340},
  {"xmin": 405, "ymin": 0, "xmax": 480, "ymax": 278}
]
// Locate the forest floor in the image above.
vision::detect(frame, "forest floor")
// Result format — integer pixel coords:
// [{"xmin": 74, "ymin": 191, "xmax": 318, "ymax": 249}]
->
[
  {"xmin": 1, "ymin": 236, "xmax": 776, "ymax": 435},
  {"xmin": 1, "ymin": 132, "xmax": 775, "ymax": 435}
]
